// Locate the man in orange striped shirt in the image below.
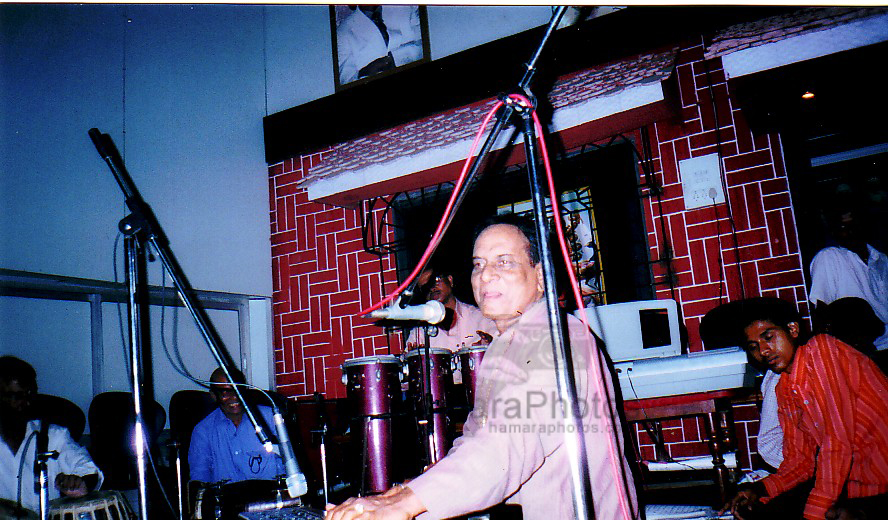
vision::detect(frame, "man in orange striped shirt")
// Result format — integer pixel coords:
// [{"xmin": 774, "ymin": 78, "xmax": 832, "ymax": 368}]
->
[{"xmin": 722, "ymin": 298, "xmax": 888, "ymax": 519}]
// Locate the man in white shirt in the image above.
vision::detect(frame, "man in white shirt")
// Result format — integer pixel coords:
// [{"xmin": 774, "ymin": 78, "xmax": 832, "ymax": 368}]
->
[
  {"xmin": 0, "ymin": 356, "xmax": 102, "ymax": 515},
  {"xmin": 335, "ymin": 5, "xmax": 423, "ymax": 85},
  {"xmin": 809, "ymin": 204, "xmax": 888, "ymax": 351}
]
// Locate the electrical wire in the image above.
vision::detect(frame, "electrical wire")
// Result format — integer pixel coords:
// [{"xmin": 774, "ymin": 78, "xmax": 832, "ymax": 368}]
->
[
  {"xmin": 112, "ymin": 231, "xmax": 132, "ymax": 377},
  {"xmin": 704, "ymin": 55, "xmax": 745, "ymax": 300},
  {"xmin": 158, "ymin": 255, "xmax": 196, "ymax": 382},
  {"xmin": 16, "ymin": 431, "xmax": 38, "ymax": 511}
]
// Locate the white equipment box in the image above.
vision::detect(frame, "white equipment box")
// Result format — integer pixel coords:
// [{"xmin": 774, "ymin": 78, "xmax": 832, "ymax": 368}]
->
[{"xmin": 615, "ymin": 347, "xmax": 756, "ymax": 400}]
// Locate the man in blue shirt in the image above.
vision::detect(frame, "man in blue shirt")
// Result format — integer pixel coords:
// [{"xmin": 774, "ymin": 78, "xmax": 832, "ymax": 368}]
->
[{"xmin": 188, "ymin": 368, "xmax": 285, "ymax": 484}]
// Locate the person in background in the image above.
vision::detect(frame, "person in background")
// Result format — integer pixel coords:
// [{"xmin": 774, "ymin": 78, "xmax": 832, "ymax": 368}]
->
[
  {"xmin": 188, "ymin": 367, "xmax": 287, "ymax": 484},
  {"xmin": 814, "ymin": 296, "xmax": 887, "ymax": 374},
  {"xmin": 0, "ymin": 356, "xmax": 102, "ymax": 514},
  {"xmin": 721, "ymin": 298, "xmax": 888, "ymax": 520},
  {"xmin": 405, "ymin": 264, "xmax": 497, "ymax": 356},
  {"xmin": 335, "ymin": 5, "xmax": 423, "ymax": 85},
  {"xmin": 809, "ymin": 198, "xmax": 888, "ymax": 355}
]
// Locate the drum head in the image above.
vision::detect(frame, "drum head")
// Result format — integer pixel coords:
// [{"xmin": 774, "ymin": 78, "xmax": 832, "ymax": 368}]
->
[
  {"xmin": 342, "ymin": 355, "xmax": 400, "ymax": 368},
  {"xmin": 404, "ymin": 347, "xmax": 451, "ymax": 358},
  {"xmin": 456, "ymin": 346, "xmax": 487, "ymax": 355}
]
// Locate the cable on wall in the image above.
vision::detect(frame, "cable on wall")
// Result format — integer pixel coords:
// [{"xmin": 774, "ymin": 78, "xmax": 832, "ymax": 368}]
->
[
  {"xmin": 703, "ymin": 52, "xmax": 746, "ymax": 301},
  {"xmin": 639, "ymin": 126, "xmax": 679, "ymax": 302}
]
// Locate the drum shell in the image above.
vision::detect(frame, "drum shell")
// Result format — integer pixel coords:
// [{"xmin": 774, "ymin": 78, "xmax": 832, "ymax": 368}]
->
[
  {"xmin": 404, "ymin": 348, "xmax": 452, "ymax": 410},
  {"xmin": 341, "ymin": 355, "xmax": 402, "ymax": 417},
  {"xmin": 362, "ymin": 416, "xmax": 394, "ymax": 494},
  {"xmin": 456, "ymin": 346, "xmax": 487, "ymax": 408}
]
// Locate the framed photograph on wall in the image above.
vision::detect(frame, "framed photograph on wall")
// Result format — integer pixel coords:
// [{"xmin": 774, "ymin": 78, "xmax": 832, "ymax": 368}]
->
[{"xmin": 330, "ymin": 5, "xmax": 430, "ymax": 91}]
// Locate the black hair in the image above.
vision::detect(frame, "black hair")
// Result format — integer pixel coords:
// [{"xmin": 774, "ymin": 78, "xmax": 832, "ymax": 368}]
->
[
  {"xmin": 734, "ymin": 297, "xmax": 805, "ymax": 341},
  {"xmin": 0, "ymin": 355, "xmax": 37, "ymax": 388},
  {"xmin": 815, "ymin": 297, "xmax": 884, "ymax": 355},
  {"xmin": 472, "ymin": 213, "xmax": 542, "ymax": 265},
  {"xmin": 210, "ymin": 366, "xmax": 246, "ymax": 387}
]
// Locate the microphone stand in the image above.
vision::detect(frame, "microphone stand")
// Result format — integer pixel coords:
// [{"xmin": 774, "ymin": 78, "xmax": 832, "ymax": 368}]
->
[
  {"xmin": 422, "ymin": 327, "xmax": 436, "ymax": 465},
  {"xmin": 34, "ymin": 447, "xmax": 58, "ymax": 520},
  {"xmin": 405, "ymin": 7, "xmax": 594, "ymax": 518},
  {"xmin": 88, "ymin": 129, "xmax": 274, "ymax": 519}
]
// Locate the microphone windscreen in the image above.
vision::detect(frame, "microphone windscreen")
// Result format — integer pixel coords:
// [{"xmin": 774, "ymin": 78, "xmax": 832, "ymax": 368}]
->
[{"xmin": 438, "ymin": 306, "xmax": 456, "ymax": 331}]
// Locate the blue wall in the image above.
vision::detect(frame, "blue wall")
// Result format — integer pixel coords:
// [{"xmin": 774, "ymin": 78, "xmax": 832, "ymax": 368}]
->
[{"xmin": 0, "ymin": 3, "xmax": 552, "ymax": 411}]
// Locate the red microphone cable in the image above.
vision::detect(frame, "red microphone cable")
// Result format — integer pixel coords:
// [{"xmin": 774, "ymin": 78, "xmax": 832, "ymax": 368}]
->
[{"xmin": 358, "ymin": 99, "xmax": 506, "ymax": 317}]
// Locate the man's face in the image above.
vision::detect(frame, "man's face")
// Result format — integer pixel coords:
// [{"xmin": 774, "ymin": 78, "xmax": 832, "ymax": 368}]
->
[
  {"xmin": 833, "ymin": 210, "xmax": 865, "ymax": 249},
  {"xmin": 471, "ymin": 224, "xmax": 544, "ymax": 332},
  {"xmin": 0, "ymin": 378, "xmax": 36, "ymax": 416},
  {"xmin": 211, "ymin": 374, "xmax": 244, "ymax": 419},
  {"xmin": 743, "ymin": 319, "xmax": 799, "ymax": 374},
  {"xmin": 424, "ymin": 274, "xmax": 454, "ymax": 304}
]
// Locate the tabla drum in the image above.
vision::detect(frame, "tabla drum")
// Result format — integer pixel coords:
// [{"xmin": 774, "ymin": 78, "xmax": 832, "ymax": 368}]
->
[
  {"xmin": 455, "ymin": 346, "xmax": 487, "ymax": 409},
  {"xmin": 49, "ymin": 490, "xmax": 134, "ymax": 520},
  {"xmin": 403, "ymin": 347, "xmax": 454, "ymax": 465},
  {"xmin": 341, "ymin": 355, "xmax": 403, "ymax": 494}
]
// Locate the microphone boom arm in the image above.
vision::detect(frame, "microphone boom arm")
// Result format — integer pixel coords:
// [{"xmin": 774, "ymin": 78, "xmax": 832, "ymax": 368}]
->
[{"xmin": 88, "ymin": 128, "xmax": 273, "ymax": 518}]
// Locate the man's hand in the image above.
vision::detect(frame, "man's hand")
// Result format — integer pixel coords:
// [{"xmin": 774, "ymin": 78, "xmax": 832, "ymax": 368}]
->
[
  {"xmin": 474, "ymin": 331, "xmax": 493, "ymax": 346},
  {"xmin": 719, "ymin": 488, "xmax": 761, "ymax": 520},
  {"xmin": 55, "ymin": 473, "xmax": 88, "ymax": 498},
  {"xmin": 325, "ymin": 484, "xmax": 425, "ymax": 520}
]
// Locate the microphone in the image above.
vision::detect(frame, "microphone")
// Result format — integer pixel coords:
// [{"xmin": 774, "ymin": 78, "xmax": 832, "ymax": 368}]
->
[
  {"xmin": 88, "ymin": 128, "xmax": 114, "ymax": 160},
  {"xmin": 272, "ymin": 407, "xmax": 308, "ymax": 498},
  {"xmin": 367, "ymin": 300, "xmax": 446, "ymax": 324},
  {"xmin": 438, "ymin": 306, "xmax": 456, "ymax": 331}
]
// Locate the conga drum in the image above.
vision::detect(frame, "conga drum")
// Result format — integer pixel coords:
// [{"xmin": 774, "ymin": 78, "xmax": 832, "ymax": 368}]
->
[
  {"xmin": 404, "ymin": 347, "xmax": 453, "ymax": 466},
  {"xmin": 341, "ymin": 355, "xmax": 402, "ymax": 494},
  {"xmin": 49, "ymin": 490, "xmax": 134, "ymax": 520},
  {"xmin": 455, "ymin": 345, "xmax": 487, "ymax": 409}
]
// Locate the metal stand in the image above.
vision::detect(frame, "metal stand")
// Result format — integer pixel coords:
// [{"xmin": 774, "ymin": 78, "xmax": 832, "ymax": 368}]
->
[
  {"xmin": 517, "ymin": 106, "xmax": 592, "ymax": 518},
  {"xmin": 34, "ymin": 449, "xmax": 58, "ymax": 520},
  {"xmin": 88, "ymin": 128, "xmax": 273, "ymax": 518},
  {"xmin": 169, "ymin": 439, "xmax": 185, "ymax": 520},
  {"xmin": 399, "ymin": 7, "xmax": 595, "ymax": 518},
  {"xmin": 420, "ymin": 328, "xmax": 436, "ymax": 466},
  {"xmin": 122, "ymin": 230, "xmax": 151, "ymax": 519}
]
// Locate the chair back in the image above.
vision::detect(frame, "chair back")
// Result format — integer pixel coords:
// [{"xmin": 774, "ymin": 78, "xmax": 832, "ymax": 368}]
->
[
  {"xmin": 87, "ymin": 391, "xmax": 166, "ymax": 489},
  {"xmin": 168, "ymin": 389, "xmax": 216, "ymax": 467},
  {"xmin": 31, "ymin": 393, "xmax": 86, "ymax": 442}
]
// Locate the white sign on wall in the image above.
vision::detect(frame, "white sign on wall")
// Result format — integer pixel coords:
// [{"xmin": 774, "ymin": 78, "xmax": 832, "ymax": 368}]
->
[{"xmin": 679, "ymin": 153, "xmax": 725, "ymax": 209}]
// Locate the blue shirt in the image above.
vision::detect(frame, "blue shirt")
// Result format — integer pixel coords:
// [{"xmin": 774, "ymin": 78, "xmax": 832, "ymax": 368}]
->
[{"xmin": 188, "ymin": 406, "xmax": 285, "ymax": 483}]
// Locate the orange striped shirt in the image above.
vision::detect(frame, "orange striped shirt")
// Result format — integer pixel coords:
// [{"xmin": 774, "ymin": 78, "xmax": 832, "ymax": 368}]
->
[{"xmin": 762, "ymin": 334, "xmax": 888, "ymax": 519}]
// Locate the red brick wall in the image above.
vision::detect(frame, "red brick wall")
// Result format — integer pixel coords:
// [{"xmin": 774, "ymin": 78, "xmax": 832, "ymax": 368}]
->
[
  {"xmin": 639, "ymin": 43, "xmax": 808, "ymax": 353},
  {"xmin": 267, "ymin": 41, "xmax": 810, "ymax": 471},
  {"xmin": 268, "ymin": 152, "xmax": 401, "ymax": 399}
]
